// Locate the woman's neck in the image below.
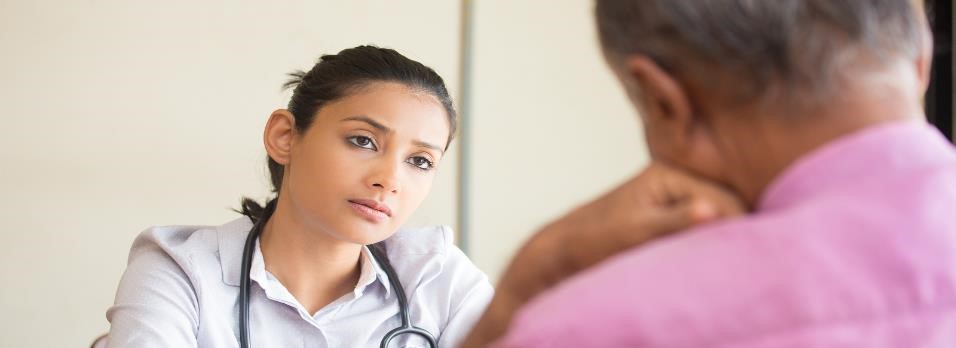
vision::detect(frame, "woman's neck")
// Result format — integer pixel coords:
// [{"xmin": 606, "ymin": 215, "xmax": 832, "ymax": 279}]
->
[{"xmin": 259, "ymin": 198, "xmax": 364, "ymax": 315}]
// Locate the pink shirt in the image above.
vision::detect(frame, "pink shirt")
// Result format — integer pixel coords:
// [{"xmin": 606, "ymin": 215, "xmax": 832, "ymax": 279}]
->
[{"xmin": 496, "ymin": 120, "xmax": 956, "ymax": 347}]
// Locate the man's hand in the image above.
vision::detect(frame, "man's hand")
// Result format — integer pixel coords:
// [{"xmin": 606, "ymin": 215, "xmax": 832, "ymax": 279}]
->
[
  {"xmin": 461, "ymin": 162, "xmax": 745, "ymax": 347},
  {"xmin": 558, "ymin": 162, "xmax": 746, "ymax": 273}
]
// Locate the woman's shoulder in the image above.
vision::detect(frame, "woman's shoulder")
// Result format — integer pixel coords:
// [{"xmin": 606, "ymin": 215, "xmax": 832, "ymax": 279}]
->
[
  {"xmin": 383, "ymin": 224, "xmax": 479, "ymax": 269},
  {"xmin": 382, "ymin": 224, "xmax": 491, "ymax": 289},
  {"xmin": 125, "ymin": 217, "xmax": 252, "ymax": 275},
  {"xmin": 381, "ymin": 225, "xmax": 493, "ymax": 343},
  {"xmin": 383, "ymin": 225, "xmax": 455, "ymax": 256},
  {"xmin": 107, "ymin": 218, "xmax": 252, "ymax": 345}
]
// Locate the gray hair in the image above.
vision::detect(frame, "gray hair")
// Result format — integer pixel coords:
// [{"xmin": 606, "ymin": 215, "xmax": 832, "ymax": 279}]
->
[{"xmin": 595, "ymin": 0, "xmax": 925, "ymax": 106}]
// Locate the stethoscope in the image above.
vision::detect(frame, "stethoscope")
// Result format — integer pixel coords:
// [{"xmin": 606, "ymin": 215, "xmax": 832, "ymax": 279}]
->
[{"xmin": 238, "ymin": 199, "xmax": 438, "ymax": 348}]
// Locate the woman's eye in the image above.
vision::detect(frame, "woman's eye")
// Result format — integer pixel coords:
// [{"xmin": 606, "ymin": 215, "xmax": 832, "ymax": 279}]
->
[
  {"xmin": 347, "ymin": 136, "xmax": 376, "ymax": 150},
  {"xmin": 407, "ymin": 156, "xmax": 435, "ymax": 170}
]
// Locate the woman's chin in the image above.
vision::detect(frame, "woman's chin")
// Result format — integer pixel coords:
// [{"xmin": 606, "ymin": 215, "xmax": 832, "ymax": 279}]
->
[{"xmin": 335, "ymin": 228, "xmax": 396, "ymax": 246}]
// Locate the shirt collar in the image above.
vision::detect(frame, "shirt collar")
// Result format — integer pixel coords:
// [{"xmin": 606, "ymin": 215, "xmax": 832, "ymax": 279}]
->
[
  {"xmin": 218, "ymin": 217, "xmax": 253, "ymax": 287},
  {"xmin": 758, "ymin": 119, "xmax": 955, "ymax": 211},
  {"xmin": 355, "ymin": 245, "xmax": 393, "ymax": 299},
  {"xmin": 218, "ymin": 217, "xmax": 393, "ymax": 299}
]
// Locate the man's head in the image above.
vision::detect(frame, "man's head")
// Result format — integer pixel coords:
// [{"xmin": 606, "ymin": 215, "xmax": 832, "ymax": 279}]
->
[{"xmin": 595, "ymin": 0, "xmax": 933, "ymax": 206}]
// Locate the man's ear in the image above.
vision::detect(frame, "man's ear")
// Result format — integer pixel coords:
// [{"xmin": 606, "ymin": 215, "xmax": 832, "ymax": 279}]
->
[
  {"xmin": 264, "ymin": 109, "xmax": 296, "ymax": 166},
  {"xmin": 915, "ymin": 10, "xmax": 934, "ymax": 96},
  {"xmin": 623, "ymin": 55, "xmax": 695, "ymax": 140}
]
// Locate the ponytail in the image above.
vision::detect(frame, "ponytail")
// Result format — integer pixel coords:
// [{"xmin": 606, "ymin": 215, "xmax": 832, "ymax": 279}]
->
[{"xmin": 237, "ymin": 197, "xmax": 278, "ymax": 225}]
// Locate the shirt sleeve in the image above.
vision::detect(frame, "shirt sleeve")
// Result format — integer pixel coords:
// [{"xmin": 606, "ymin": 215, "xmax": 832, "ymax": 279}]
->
[
  {"xmin": 439, "ymin": 277, "xmax": 494, "ymax": 348},
  {"xmin": 489, "ymin": 221, "xmax": 776, "ymax": 348},
  {"xmin": 105, "ymin": 232, "xmax": 200, "ymax": 347},
  {"xmin": 489, "ymin": 253, "xmax": 650, "ymax": 348}
]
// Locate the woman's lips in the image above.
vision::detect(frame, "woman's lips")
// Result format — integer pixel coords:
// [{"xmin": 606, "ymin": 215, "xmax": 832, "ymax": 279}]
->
[{"xmin": 348, "ymin": 199, "xmax": 392, "ymax": 223}]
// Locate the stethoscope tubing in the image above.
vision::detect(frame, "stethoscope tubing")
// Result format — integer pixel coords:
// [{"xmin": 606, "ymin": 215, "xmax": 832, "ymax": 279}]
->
[{"xmin": 237, "ymin": 199, "xmax": 437, "ymax": 348}]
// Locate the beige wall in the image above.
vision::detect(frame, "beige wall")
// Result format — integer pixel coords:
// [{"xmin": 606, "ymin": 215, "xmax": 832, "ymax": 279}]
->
[
  {"xmin": 464, "ymin": 1, "xmax": 648, "ymax": 281},
  {"xmin": 4, "ymin": 2, "xmax": 950, "ymax": 347},
  {"xmin": 0, "ymin": 1, "xmax": 650, "ymax": 346},
  {"xmin": 0, "ymin": 1, "xmax": 462, "ymax": 346}
]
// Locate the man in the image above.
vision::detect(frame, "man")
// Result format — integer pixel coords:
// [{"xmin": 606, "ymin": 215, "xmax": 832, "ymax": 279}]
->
[{"xmin": 463, "ymin": 0, "xmax": 956, "ymax": 346}]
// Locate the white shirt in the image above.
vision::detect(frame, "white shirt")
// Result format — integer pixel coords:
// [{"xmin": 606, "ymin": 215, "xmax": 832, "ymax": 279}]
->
[{"xmin": 103, "ymin": 217, "xmax": 493, "ymax": 348}]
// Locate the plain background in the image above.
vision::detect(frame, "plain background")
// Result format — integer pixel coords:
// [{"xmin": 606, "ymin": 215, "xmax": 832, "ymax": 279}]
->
[{"xmin": 0, "ymin": 1, "xmax": 644, "ymax": 346}]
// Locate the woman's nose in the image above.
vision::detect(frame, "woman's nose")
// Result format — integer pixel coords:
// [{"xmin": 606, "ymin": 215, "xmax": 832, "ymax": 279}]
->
[{"xmin": 367, "ymin": 160, "xmax": 400, "ymax": 193}]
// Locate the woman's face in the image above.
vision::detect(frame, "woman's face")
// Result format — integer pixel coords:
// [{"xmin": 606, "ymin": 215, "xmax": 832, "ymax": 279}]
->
[{"xmin": 281, "ymin": 82, "xmax": 450, "ymax": 244}]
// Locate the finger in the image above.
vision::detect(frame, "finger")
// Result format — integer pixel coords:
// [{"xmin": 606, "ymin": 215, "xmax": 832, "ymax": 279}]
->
[
  {"xmin": 689, "ymin": 198, "xmax": 720, "ymax": 223},
  {"xmin": 657, "ymin": 167, "xmax": 747, "ymax": 217},
  {"xmin": 643, "ymin": 199, "xmax": 717, "ymax": 236}
]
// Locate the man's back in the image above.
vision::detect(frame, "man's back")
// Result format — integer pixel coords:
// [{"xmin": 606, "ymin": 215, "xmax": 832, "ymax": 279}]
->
[{"xmin": 495, "ymin": 120, "xmax": 956, "ymax": 347}]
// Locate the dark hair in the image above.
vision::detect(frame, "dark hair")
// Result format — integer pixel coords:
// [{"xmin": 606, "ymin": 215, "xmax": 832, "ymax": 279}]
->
[
  {"xmin": 595, "ymin": 0, "xmax": 925, "ymax": 106},
  {"xmin": 239, "ymin": 45, "xmax": 458, "ymax": 222}
]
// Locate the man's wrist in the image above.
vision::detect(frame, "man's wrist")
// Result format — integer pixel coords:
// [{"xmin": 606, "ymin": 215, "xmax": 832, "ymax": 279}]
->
[
  {"xmin": 501, "ymin": 224, "xmax": 568, "ymax": 300},
  {"xmin": 461, "ymin": 225, "xmax": 571, "ymax": 348}
]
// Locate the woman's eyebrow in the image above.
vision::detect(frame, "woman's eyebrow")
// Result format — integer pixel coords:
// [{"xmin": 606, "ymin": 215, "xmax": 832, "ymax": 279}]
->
[
  {"xmin": 414, "ymin": 140, "xmax": 444, "ymax": 155},
  {"xmin": 343, "ymin": 115, "xmax": 444, "ymax": 154},
  {"xmin": 342, "ymin": 115, "xmax": 391, "ymax": 134}
]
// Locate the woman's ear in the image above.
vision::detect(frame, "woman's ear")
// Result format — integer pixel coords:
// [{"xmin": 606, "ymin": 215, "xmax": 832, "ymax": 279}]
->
[
  {"xmin": 624, "ymin": 55, "xmax": 695, "ymax": 147},
  {"xmin": 264, "ymin": 109, "xmax": 296, "ymax": 165}
]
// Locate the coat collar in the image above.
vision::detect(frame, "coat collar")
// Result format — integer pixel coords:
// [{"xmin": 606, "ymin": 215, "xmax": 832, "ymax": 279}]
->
[{"xmin": 217, "ymin": 217, "xmax": 392, "ymax": 298}]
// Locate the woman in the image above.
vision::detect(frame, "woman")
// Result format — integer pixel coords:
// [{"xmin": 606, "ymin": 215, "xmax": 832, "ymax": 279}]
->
[{"xmin": 102, "ymin": 46, "xmax": 493, "ymax": 347}]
